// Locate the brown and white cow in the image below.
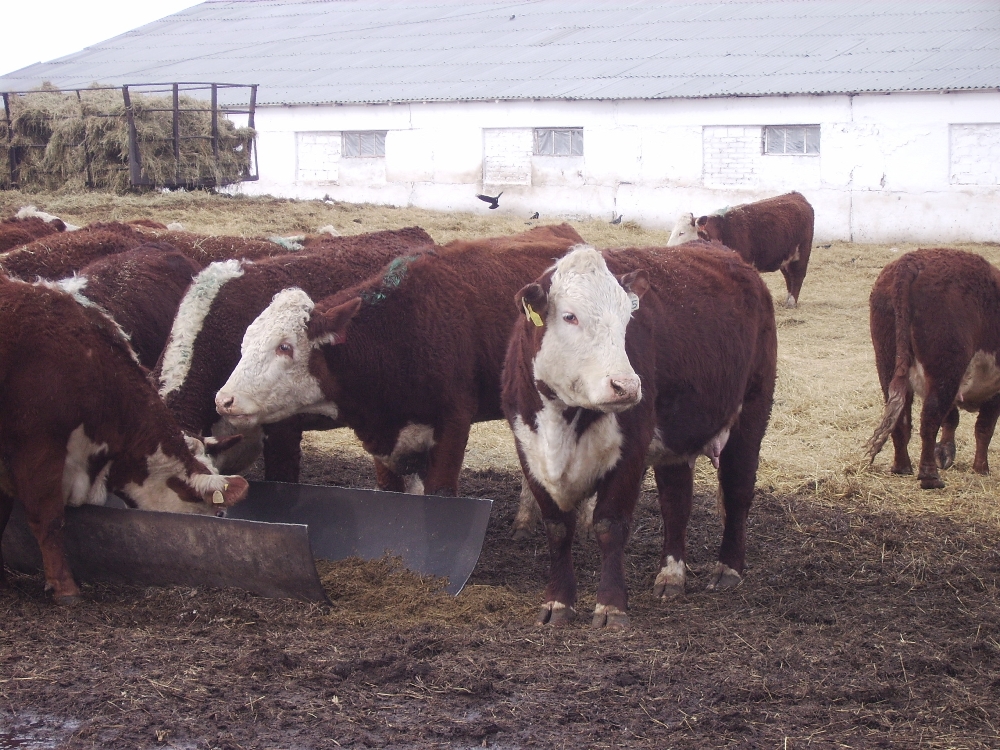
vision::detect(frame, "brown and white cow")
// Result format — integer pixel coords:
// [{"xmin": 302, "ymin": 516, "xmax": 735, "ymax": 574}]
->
[
  {"xmin": 154, "ymin": 226, "xmax": 436, "ymax": 480},
  {"xmin": 0, "ymin": 276, "xmax": 249, "ymax": 604},
  {"xmin": 867, "ymin": 248, "xmax": 1000, "ymax": 489},
  {"xmin": 214, "ymin": 225, "xmax": 587, "ymax": 495},
  {"xmin": 670, "ymin": 192, "xmax": 814, "ymax": 309},
  {"xmin": 502, "ymin": 243, "xmax": 776, "ymax": 628},
  {"xmin": 0, "ymin": 215, "xmax": 66, "ymax": 252},
  {"xmin": 63, "ymin": 243, "xmax": 203, "ymax": 369}
]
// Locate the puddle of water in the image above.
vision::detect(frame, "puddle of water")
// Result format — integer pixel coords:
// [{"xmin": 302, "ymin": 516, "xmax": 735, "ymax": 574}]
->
[{"xmin": 0, "ymin": 712, "xmax": 81, "ymax": 750}]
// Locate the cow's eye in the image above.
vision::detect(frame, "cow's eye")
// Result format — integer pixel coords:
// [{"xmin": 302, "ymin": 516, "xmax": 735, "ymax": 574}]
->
[
  {"xmin": 562, "ymin": 312, "xmax": 578, "ymax": 325},
  {"xmin": 276, "ymin": 342, "xmax": 294, "ymax": 357}
]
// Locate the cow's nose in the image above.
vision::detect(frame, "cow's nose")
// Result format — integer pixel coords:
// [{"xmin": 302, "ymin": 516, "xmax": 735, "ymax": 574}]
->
[
  {"xmin": 609, "ymin": 375, "xmax": 641, "ymax": 402},
  {"xmin": 216, "ymin": 394, "xmax": 235, "ymax": 412}
]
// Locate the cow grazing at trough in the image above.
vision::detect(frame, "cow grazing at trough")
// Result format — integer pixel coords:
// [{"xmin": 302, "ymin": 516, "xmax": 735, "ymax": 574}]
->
[
  {"xmin": 502, "ymin": 243, "xmax": 776, "ymax": 628},
  {"xmin": 155, "ymin": 226, "xmax": 437, "ymax": 480},
  {"xmin": 0, "ymin": 276, "xmax": 249, "ymax": 604},
  {"xmin": 867, "ymin": 248, "xmax": 1000, "ymax": 489},
  {"xmin": 672, "ymin": 192, "xmax": 814, "ymax": 309},
  {"xmin": 0, "ymin": 215, "xmax": 66, "ymax": 252},
  {"xmin": 64, "ymin": 243, "xmax": 204, "ymax": 369},
  {"xmin": 214, "ymin": 224, "xmax": 588, "ymax": 495}
]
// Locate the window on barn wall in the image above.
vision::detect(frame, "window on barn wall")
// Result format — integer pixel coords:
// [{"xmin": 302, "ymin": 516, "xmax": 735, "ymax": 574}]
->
[
  {"xmin": 342, "ymin": 131, "xmax": 386, "ymax": 158},
  {"xmin": 534, "ymin": 128, "xmax": 583, "ymax": 156},
  {"xmin": 763, "ymin": 125, "xmax": 820, "ymax": 155}
]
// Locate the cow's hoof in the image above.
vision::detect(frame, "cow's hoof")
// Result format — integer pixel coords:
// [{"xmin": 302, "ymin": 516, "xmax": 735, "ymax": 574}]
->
[
  {"xmin": 891, "ymin": 463, "xmax": 914, "ymax": 475},
  {"xmin": 784, "ymin": 294, "xmax": 797, "ymax": 309},
  {"xmin": 536, "ymin": 601, "xmax": 576, "ymax": 627},
  {"xmin": 934, "ymin": 442, "xmax": 956, "ymax": 470},
  {"xmin": 653, "ymin": 581, "xmax": 684, "ymax": 599},
  {"xmin": 706, "ymin": 563, "xmax": 742, "ymax": 591},
  {"xmin": 919, "ymin": 476, "xmax": 945, "ymax": 490},
  {"xmin": 653, "ymin": 557, "xmax": 686, "ymax": 598},
  {"xmin": 591, "ymin": 604, "xmax": 629, "ymax": 630},
  {"xmin": 510, "ymin": 525, "xmax": 533, "ymax": 541}
]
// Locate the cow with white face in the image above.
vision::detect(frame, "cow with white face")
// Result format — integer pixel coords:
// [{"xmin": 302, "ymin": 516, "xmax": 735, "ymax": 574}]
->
[
  {"xmin": 216, "ymin": 226, "xmax": 589, "ymax": 497},
  {"xmin": 503, "ymin": 242, "xmax": 777, "ymax": 629},
  {"xmin": 666, "ymin": 212, "xmax": 699, "ymax": 246}
]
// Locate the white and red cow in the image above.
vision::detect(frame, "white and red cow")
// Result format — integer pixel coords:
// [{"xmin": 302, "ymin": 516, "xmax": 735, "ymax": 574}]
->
[
  {"xmin": 213, "ymin": 225, "xmax": 587, "ymax": 495},
  {"xmin": 668, "ymin": 192, "xmax": 814, "ymax": 309},
  {"xmin": 64, "ymin": 243, "xmax": 204, "ymax": 369},
  {"xmin": 867, "ymin": 248, "xmax": 1000, "ymax": 489},
  {"xmin": 0, "ymin": 276, "xmax": 249, "ymax": 604},
  {"xmin": 502, "ymin": 243, "xmax": 777, "ymax": 628},
  {"xmin": 154, "ymin": 226, "xmax": 436, "ymax": 480}
]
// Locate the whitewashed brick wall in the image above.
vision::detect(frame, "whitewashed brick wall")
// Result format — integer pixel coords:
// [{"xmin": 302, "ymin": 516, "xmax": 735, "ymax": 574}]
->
[
  {"xmin": 483, "ymin": 128, "xmax": 532, "ymax": 186},
  {"xmin": 703, "ymin": 125, "xmax": 761, "ymax": 187},
  {"xmin": 950, "ymin": 124, "xmax": 1000, "ymax": 185},
  {"xmin": 296, "ymin": 132, "xmax": 341, "ymax": 183}
]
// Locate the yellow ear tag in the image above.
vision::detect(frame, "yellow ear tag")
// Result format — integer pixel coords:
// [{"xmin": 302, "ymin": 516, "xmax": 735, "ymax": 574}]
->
[
  {"xmin": 212, "ymin": 490, "xmax": 225, "ymax": 505},
  {"xmin": 522, "ymin": 299, "xmax": 544, "ymax": 327}
]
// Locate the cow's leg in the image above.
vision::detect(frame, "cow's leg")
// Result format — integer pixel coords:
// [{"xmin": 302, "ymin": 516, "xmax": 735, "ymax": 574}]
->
[
  {"xmin": 781, "ymin": 253, "xmax": 809, "ymax": 308},
  {"xmin": 373, "ymin": 457, "xmax": 407, "ymax": 493},
  {"xmin": 532, "ymin": 480, "xmax": 578, "ymax": 627},
  {"xmin": 0, "ymin": 488, "xmax": 13, "ymax": 586},
  {"xmin": 935, "ymin": 406, "xmax": 960, "ymax": 471},
  {"xmin": 512, "ymin": 476, "xmax": 595, "ymax": 540},
  {"xmin": 652, "ymin": 462, "xmax": 693, "ymax": 598},
  {"xmin": 591, "ymin": 465, "xmax": 644, "ymax": 630},
  {"xmin": 890, "ymin": 389, "xmax": 915, "ymax": 475},
  {"xmin": 917, "ymin": 378, "xmax": 961, "ymax": 489},
  {"xmin": 13, "ymin": 446, "xmax": 79, "ymax": 604},
  {"xmin": 972, "ymin": 394, "xmax": 1000, "ymax": 475},
  {"xmin": 422, "ymin": 418, "xmax": 473, "ymax": 497},
  {"xmin": 262, "ymin": 421, "xmax": 303, "ymax": 482}
]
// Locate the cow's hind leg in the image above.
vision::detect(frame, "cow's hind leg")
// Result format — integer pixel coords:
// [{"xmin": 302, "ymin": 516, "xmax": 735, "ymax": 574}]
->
[
  {"xmin": 890, "ymin": 389, "xmax": 915, "ymax": 475},
  {"xmin": 652, "ymin": 462, "xmax": 693, "ymax": 598},
  {"xmin": 972, "ymin": 394, "xmax": 1000, "ymax": 475},
  {"xmin": 917, "ymin": 377, "xmax": 962, "ymax": 489},
  {"xmin": 935, "ymin": 406, "xmax": 960, "ymax": 471}
]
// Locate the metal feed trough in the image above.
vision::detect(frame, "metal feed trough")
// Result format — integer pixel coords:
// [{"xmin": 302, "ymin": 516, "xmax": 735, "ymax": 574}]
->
[{"xmin": 1, "ymin": 482, "xmax": 493, "ymax": 602}]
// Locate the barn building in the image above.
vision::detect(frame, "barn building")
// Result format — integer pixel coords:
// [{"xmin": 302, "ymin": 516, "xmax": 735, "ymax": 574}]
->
[{"xmin": 1, "ymin": 0, "xmax": 999, "ymax": 243}]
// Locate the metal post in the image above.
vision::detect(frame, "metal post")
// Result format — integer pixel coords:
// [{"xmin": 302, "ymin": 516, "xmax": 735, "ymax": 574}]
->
[
  {"xmin": 211, "ymin": 83, "xmax": 219, "ymax": 161},
  {"xmin": 172, "ymin": 83, "xmax": 181, "ymax": 185},
  {"xmin": 248, "ymin": 84, "xmax": 258, "ymax": 178},
  {"xmin": 76, "ymin": 89, "xmax": 94, "ymax": 188},
  {"xmin": 122, "ymin": 85, "xmax": 144, "ymax": 187}
]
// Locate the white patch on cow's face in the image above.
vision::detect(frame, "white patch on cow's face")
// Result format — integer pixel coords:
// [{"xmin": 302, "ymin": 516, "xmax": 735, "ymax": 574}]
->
[
  {"xmin": 666, "ymin": 213, "xmax": 698, "ymax": 246},
  {"xmin": 215, "ymin": 287, "xmax": 337, "ymax": 427},
  {"xmin": 159, "ymin": 259, "xmax": 245, "ymax": 398},
  {"xmin": 513, "ymin": 405, "xmax": 623, "ymax": 512},
  {"xmin": 532, "ymin": 246, "xmax": 641, "ymax": 411},
  {"xmin": 121, "ymin": 444, "xmax": 230, "ymax": 514},
  {"xmin": 62, "ymin": 424, "xmax": 111, "ymax": 507},
  {"xmin": 957, "ymin": 351, "xmax": 1000, "ymax": 409},
  {"xmin": 373, "ymin": 423, "xmax": 436, "ymax": 480}
]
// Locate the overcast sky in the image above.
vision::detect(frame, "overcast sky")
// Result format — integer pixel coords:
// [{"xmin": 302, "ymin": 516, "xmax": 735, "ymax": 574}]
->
[{"xmin": 1, "ymin": 0, "xmax": 201, "ymax": 78}]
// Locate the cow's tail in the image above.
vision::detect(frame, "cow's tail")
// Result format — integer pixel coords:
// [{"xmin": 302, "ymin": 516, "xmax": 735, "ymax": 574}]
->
[{"xmin": 865, "ymin": 259, "xmax": 918, "ymax": 463}]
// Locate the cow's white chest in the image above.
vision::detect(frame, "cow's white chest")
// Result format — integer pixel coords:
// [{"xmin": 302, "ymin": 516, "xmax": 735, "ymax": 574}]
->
[
  {"xmin": 62, "ymin": 424, "xmax": 110, "ymax": 507},
  {"xmin": 513, "ymin": 402, "xmax": 623, "ymax": 512}
]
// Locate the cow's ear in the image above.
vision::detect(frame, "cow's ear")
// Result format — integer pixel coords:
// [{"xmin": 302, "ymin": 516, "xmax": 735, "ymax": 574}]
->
[
  {"xmin": 618, "ymin": 269, "xmax": 650, "ymax": 300},
  {"xmin": 309, "ymin": 297, "xmax": 363, "ymax": 346},
  {"xmin": 205, "ymin": 476, "xmax": 250, "ymax": 507},
  {"xmin": 516, "ymin": 282, "xmax": 548, "ymax": 327},
  {"xmin": 204, "ymin": 434, "xmax": 243, "ymax": 457},
  {"xmin": 695, "ymin": 215, "xmax": 708, "ymax": 228}
]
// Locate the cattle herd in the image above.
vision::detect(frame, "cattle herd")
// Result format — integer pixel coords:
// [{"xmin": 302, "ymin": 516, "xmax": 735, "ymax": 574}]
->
[{"xmin": 0, "ymin": 195, "xmax": 995, "ymax": 629}]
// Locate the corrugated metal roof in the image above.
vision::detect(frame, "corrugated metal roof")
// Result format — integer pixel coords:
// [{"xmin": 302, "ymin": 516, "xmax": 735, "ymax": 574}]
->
[{"xmin": 1, "ymin": 0, "xmax": 997, "ymax": 106}]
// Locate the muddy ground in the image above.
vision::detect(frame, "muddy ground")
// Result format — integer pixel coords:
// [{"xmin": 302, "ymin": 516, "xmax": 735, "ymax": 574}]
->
[{"xmin": 2, "ymin": 444, "xmax": 1000, "ymax": 749}]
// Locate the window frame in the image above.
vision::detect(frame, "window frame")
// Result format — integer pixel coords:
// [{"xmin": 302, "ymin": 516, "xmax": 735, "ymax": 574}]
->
[
  {"xmin": 762, "ymin": 125, "xmax": 820, "ymax": 156},
  {"xmin": 342, "ymin": 130, "xmax": 387, "ymax": 158},
  {"xmin": 533, "ymin": 127, "xmax": 584, "ymax": 157}
]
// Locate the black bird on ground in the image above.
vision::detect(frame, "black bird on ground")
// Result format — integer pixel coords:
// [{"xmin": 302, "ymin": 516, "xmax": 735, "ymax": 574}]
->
[
  {"xmin": 476, "ymin": 192, "xmax": 503, "ymax": 209},
  {"xmin": 610, "ymin": 213, "xmax": 623, "ymax": 225},
  {"xmin": 529, "ymin": 211, "xmax": 539, "ymax": 219}
]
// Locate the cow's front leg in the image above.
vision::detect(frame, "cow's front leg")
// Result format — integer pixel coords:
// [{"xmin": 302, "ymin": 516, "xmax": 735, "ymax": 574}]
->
[
  {"xmin": 653, "ymin": 462, "xmax": 694, "ymax": 598},
  {"xmin": 15, "ymin": 447, "xmax": 79, "ymax": 604},
  {"xmin": 423, "ymin": 417, "xmax": 472, "ymax": 497},
  {"xmin": 531, "ymin": 479, "xmax": 578, "ymax": 626},
  {"xmin": 591, "ymin": 465, "xmax": 643, "ymax": 629},
  {"xmin": 972, "ymin": 394, "xmax": 1000, "ymax": 475}
]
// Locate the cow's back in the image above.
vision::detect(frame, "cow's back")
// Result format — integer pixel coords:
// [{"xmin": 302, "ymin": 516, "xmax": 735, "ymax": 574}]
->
[{"xmin": 714, "ymin": 192, "xmax": 814, "ymax": 272}]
